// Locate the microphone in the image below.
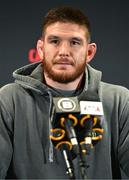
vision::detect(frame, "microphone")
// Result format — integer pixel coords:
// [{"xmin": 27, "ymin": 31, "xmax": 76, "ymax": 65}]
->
[
  {"xmin": 49, "ymin": 128, "xmax": 75, "ymax": 179},
  {"xmin": 58, "ymin": 142, "xmax": 75, "ymax": 179},
  {"xmin": 78, "ymin": 91, "xmax": 104, "ymax": 153},
  {"xmin": 52, "ymin": 97, "xmax": 80, "ymax": 155}
]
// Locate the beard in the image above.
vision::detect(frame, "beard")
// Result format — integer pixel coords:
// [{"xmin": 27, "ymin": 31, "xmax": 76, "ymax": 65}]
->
[{"xmin": 43, "ymin": 59, "xmax": 86, "ymax": 84}]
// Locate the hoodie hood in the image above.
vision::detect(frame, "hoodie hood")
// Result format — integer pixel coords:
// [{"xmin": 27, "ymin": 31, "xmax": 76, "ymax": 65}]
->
[
  {"xmin": 13, "ymin": 61, "xmax": 48, "ymax": 95},
  {"xmin": 13, "ymin": 61, "xmax": 102, "ymax": 95}
]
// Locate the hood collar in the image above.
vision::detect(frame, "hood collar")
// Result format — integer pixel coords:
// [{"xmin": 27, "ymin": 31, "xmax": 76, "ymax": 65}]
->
[
  {"xmin": 86, "ymin": 64, "xmax": 102, "ymax": 93},
  {"xmin": 13, "ymin": 61, "xmax": 48, "ymax": 95},
  {"xmin": 13, "ymin": 61, "xmax": 102, "ymax": 95}
]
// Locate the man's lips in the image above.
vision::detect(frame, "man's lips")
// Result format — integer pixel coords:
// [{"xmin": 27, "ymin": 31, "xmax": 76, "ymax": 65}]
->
[
  {"xmin": 53, "ymin": 59, "xmax": 74, "ymax": 65},
  {"xmin": 55, "ymin": 62, "xmax": 72, "ymax": 65}
]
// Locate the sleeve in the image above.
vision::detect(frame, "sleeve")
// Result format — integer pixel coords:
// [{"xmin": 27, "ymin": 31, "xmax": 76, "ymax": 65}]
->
[
  {"xmin": 118, "ymin": 90, "xmax": 129, "ymax": 177},
  {"xmin": 0, "ymin": 100, "xmax": 13, "ymax": 178}
]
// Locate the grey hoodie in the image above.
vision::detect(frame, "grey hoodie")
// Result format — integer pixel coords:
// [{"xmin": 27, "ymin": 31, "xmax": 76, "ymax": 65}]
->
[{"xmin": 0, "ymin": 61, "xmax": 129, "ymax": 179}]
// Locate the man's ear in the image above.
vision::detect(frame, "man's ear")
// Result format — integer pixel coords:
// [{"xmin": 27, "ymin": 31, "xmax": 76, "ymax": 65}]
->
[
  {"xmin": 86, "ymin": 43, "xmax": 97, "ymax": 63},
  {"xmin": 37, "ymin": 39, "xmax": 44, "ymax": 60}
]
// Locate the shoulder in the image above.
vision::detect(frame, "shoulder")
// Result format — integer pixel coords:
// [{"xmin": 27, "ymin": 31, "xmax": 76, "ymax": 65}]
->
[
  {"xmin": 0, "ymin": 83, "xmax": 22, "ymax": 100},
  {"xmin": 100, "ymin": 81, "xmax": 129, "ymax": 97},
  {"xmin": 0, "ymin": 84, "xmax": 18, "ymax": 119},
  {"xmin": 0, "ymin": 82, "xmax": 21, "ymax": 91},
  {"xmin": 0, "ymin": 83, "xmax": 26, "ymax": 97},
  {"xmin": 100, "ymin": 81, "xmax": 129, "ymax": 111},
  {"xmin": 0, "ymin": 83, "xmax": 23, "ymax": 109}
]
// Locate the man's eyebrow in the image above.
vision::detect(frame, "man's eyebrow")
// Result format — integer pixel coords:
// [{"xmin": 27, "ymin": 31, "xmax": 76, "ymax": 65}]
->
[
  {"xmin": 47, "ymin": 35, "xmax": 59, "ymax": 40},
  {"xmin": 71, "ymin": 37, "xmax": 83, "ymax": 42}
]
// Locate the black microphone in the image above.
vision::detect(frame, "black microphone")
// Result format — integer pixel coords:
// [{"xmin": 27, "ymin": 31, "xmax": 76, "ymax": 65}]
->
[
  {"xmin": 49, "ymin": 128, "xmax": 75, "ymax": 179},
  {"xmin": 78, "ymin": 91, "xmax": 104, "ymax": 153},
  {"xmin": 58, "ymin": 142, "xmax": 75, "ymax": 179},
  {"xmin": 53, "ymin": 97, "xmax": 80, "ymax": 155}
]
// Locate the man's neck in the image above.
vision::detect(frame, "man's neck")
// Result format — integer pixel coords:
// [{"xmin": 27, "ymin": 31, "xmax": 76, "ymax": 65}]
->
[{"xmin": 43, "ymin": 73, "xmax": 84, "ymax": 91}]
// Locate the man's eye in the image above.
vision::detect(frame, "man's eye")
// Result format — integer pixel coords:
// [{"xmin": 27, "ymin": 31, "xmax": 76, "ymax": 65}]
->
[
  {"xmin": 71, "ymin": 41, "xmax": 80, "ymax": 45},
  {"xmin": 50, "ymin": 39, "xmax": 59, "ymax": 44}
]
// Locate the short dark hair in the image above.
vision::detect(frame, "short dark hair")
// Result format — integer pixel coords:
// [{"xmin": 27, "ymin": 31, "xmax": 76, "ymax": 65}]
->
[{"xmin": 42, "ymin": 6, "xmax": 91, "ymax": 42}]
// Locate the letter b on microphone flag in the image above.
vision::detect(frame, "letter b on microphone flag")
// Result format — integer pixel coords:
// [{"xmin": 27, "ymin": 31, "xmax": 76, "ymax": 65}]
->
[{"xmin": 53, "ymin": 97, "xmax": 80, "ymax": 113}]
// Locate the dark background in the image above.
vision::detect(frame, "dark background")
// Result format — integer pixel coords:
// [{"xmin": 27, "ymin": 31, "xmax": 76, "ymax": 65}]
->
[{"xmin": 0, "ymin": 0, "xmax": 129, "ymax": 88}]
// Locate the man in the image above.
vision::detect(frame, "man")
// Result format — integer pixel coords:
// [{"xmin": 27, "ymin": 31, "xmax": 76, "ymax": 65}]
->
[{"xmin": 0, "ymin": 6, "xmax": 129, "ymax": 179}]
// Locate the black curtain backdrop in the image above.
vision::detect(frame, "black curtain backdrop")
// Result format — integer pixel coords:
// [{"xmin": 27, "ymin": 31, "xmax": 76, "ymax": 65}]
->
[{"xmin": 0, "ymin": 0, "xmax": 129, "ymax": 88}]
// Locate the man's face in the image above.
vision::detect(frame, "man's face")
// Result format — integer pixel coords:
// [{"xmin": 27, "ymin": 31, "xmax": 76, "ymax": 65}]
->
[{"xmin": 41, "ymin": 22, "xmax": 90, "ymax": 83}]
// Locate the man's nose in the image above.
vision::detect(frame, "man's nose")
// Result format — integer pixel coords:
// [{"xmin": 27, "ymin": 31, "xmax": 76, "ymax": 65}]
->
[{"xmin": 58, "ymin": 42, "xmax": 70, "ymax": 57}]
